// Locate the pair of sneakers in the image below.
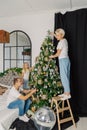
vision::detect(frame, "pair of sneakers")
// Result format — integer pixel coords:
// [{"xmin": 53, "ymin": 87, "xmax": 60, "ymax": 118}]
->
[
  {"xmin": 58, "ymin": 93, "xmax": 71, "ymax": 100},
  {"xmin": 19, "ymin": 113, "xmax": 32, "ymax": 122},
  {"xmin": 19, "ymin": 114, "xmax": 29, "ymax": 122}
]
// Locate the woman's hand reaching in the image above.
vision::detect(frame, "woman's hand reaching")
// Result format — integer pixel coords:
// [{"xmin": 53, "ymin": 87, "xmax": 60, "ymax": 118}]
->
[{"xmin": 49, "ymin": 55, "xmax": 54, "ymax": 58}]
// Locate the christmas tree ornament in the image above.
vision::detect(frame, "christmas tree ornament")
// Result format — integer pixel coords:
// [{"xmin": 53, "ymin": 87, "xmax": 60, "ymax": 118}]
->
[
  {"xmin": 31, "ymin": 106, "xmax": 36, "ymax": 112},
  {"xmin": 41, "ymin": 94, "xmax": 47, "ymax": 100},
  {"xmin": 38, "ymin": 79, "xmax": 43, "ymax": 85}
]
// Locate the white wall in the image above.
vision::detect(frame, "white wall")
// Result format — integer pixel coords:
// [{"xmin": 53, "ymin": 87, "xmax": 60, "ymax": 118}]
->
[
  {"xmin": 0, "ymin": 11, "xmax": 54, "ymax": 72},
  {"xmin": 0, "ymin": 6, "xmax": 84, "ymax": 72},
  {"xmin": 0, "ymin": 44, "xmax": 3, "ymax": 72}
]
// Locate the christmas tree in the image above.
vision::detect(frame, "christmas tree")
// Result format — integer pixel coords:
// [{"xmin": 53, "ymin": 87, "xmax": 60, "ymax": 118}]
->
[{"xmin": 29, "ymin": 32, "xmax": 64, "ymax": 111}]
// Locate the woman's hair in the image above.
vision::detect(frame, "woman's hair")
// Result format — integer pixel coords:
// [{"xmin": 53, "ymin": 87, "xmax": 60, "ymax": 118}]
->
[
  {"xmin": 23, "ymin": 62, "xmax": 29, "ymax": 70},
  {"xmin": 55, "ymin": 28, "xmax": 65, "ymax": 37},
  {"xmin": 23, "ymin": 62, "xmax": 29, "ymax": 66}
]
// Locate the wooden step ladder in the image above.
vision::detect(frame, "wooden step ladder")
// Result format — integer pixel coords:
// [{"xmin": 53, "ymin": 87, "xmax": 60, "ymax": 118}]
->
[{"xmin": 51, "ymin": 96, "xmax": 76, "ymax": 130}]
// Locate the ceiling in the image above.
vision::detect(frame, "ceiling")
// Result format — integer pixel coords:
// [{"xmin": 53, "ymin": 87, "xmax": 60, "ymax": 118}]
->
[{"xmin": 0, "ymin": 0, "xmax": 87, "ymax": 17}]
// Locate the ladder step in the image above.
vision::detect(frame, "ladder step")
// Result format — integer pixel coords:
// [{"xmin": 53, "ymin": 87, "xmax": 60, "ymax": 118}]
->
[
  {"xmin": 58, "ymin": 107, "xmax": 70, "ymax": 112},
  {"xmin": 60, "ymin": 117, "xmax": 73, "ymax": 124}
]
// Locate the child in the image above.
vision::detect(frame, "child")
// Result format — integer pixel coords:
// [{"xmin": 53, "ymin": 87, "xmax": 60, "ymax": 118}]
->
[
  {"xmin": 22, "ymin": 62, "xmax": 31, "ymax": 89},
  {"xmin": 49, "ymin": 28, "xmax": 71, "ymax": 100}
]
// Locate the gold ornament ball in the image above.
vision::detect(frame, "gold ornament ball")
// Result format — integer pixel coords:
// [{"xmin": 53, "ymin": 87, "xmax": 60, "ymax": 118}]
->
[
  {"xmin": 38, "ymin": 79, "xmax": 43, "ymax": 85},
  {"xmin": 31, "ymin": 106, "xmax": 36, "ymax": 112},
  {"xmin": 44, "ymin": 57, "xmax": 48, "ymax": 61}
]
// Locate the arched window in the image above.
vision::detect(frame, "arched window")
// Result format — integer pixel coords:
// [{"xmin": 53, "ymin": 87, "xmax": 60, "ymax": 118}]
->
[{"xmin": 3, "ymin": 30, "xmax": 32, "ymax": 71}]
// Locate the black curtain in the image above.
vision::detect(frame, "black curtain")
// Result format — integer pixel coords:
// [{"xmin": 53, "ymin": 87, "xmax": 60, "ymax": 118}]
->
[{"xmin": 54, "ymin": 8, "xmax": 87, "ymax": 116}]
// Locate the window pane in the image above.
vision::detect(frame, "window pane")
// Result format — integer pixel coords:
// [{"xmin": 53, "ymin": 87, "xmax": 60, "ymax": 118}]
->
[
  {"xmin": 11, "ymin": 47, "xmax": 16, "ymax": 59},
  {"xmin": 5, "ymin": 48, "xmax": 10, "ymax": 59},
  {"xmin": 18, "ymin": 32, "xmax": 31, "ymax": 46},
  {"xmin": 5, "ymin": 60, "xmax": 10, "ymax": 70},
  {"xmin": 23, "ymin": 55, "xmax": 30, "ymax": 60},
  {"xmin": 11, "ymin": 60, "xmax": 16, "ymax": 68},
  {"xmin": 6, "ymin": 32, "xmax": 16, "ymax": 46},
  {"xmin": 17, "ymin": 47, "xmax": 23, "ymax": 59},
  {"xmin": 17, "ymin": 60, "xmax": 23, "ymax": 68}
]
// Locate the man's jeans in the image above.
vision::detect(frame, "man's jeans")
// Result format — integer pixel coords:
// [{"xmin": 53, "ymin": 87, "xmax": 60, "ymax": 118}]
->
[{"xmin": 8, "ymin": 99, "xmax": 32, "ymax": 116}]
